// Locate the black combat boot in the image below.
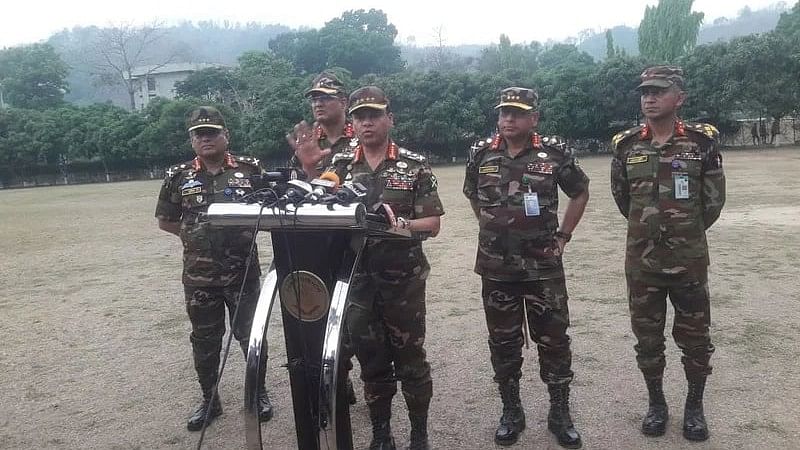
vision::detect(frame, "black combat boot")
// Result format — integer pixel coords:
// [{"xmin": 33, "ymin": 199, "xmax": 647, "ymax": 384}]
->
[
  {"xmin": 407, "ymin": 413, "xmax": 430, "ymax": 450},
  {"xmin": 642, "ymin": 377, "xmax": 668, "ymax": 436},
  {"xmin": 187, "ymin": 386, "xmax": 223, "ymax": 431},
  {"xmin": 258, "ymin": 381, "xmax": 274, "ymax": 422},
  {"xmin": 369, "ymin": 405, "xmax": 396, "ymax": 450},
  {"xmin": 346, "ymin": 376, "xmax": 357, "ymax": 405},
  {"xmin": 547, "ymin": 384, "xmax": 582, "ymax": 449},
  {"xmin": 495, "ymin": 379, "xmax": 526, "ymax": 446},
  {"xmin": 683, "ymin": 378, "xmax": 709, "ymax": 441}
]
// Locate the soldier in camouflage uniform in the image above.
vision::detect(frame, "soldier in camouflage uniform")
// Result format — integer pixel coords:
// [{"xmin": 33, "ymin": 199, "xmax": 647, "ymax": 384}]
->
[
  {"xmin": 155, "ymin": 106, "xmax": 273, "ymax": 431},
  {"xmin": 293, "ymin": 86, "xmax": 444, "ymax": 450},
  {"xmin": 289, "ymin": 72, "xmax": 359, "ymax": 172},
  {"xmin": 463, "ymin": 88, "xmax": 589, "ymax": 449},
  {"xmin": 288, "ymin": 71, "xmax": 361, "ymax": 405},
  {"xmin": 610, "ymin": 66, "xmax": 726, "ymax": 442}
]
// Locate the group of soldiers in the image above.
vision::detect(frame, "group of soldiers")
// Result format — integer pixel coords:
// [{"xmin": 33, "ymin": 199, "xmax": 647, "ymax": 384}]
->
[{"xmin": 155, "ymin": 64, "xmax": 726, "ymax": 449}]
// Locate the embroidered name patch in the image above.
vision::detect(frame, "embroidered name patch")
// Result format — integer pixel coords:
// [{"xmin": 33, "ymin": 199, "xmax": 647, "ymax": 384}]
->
[
  {"xmin": 479, "ymin": 165, "xmax": 499, "ymax": 174},
  {"xmin": 626, "ymin": 155, "xmax": 649, "ymax": 164},
  {"xmin": 182, "ymin": 186, "xmax": 202, "ymax": 196}
]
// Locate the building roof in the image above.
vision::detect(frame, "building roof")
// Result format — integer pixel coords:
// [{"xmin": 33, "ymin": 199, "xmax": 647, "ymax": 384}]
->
[{"xmin": 129, "ymin": 63, "xmax": 223, "ymax": 78}]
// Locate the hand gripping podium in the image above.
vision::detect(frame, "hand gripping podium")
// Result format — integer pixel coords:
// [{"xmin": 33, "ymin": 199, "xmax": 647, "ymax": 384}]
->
[{"xmin": 207, "ymin": 201, "xmax": 411, "ymax": 450}]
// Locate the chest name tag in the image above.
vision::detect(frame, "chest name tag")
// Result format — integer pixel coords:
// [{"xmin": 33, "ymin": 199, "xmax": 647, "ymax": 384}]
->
[
  {"xmin": 527, "ymin": 162, "xmax": 554, "ymax": 175},
  {"xmin": 386, "ymin": 178, "xmax": 414, "ymax": 190},
  {"xmin": 182, "ymin": 186, "xmax": 202, "ymax": 196},
  {"xmin": 524, "ymin": 192, "xmax": 541, "ymax": 217},
  {"xmin": 479, "ymin": 165, "xmax": 499, "ymax": 174},
  {"xmin": 627, "ymin": 155, "xmax": 649, "ymax": 164},
  {"xmin": 676, "ymin": 152, "xmax": 702, "ymax": 160},
  {"xmin": 674, "ymin": 173, "xmax": 690, "ymax": 199}
]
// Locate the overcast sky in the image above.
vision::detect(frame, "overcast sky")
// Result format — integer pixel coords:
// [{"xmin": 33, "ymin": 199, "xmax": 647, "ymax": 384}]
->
[{"xmin": 0, "ymin": 0, "xmax": 786, "ymax": 49}]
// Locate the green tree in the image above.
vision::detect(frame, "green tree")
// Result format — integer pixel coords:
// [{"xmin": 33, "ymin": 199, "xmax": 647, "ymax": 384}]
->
[
  {"xmin": 680, "ymin": 41, "xmax": 743, "ymax": 123},
  {"xmin": 0, "ymin": 44, "xmax": 69, "ymax": 109},
  {"xmin": 729, "ymin": 34, "xmax": 799, "ymax": 119},
  {"xmin": 478, "ymin": 35, "xmax": 541, "ymax": 73},
  {"xmin": 269, "ymin": 9, "xmax": 404, "ymax": 77},
  {"xmin": 534, "ymin": 45, "xmax": 602, "ymax": 138},
  {"xmin": 322, "ymin": 9, "xmax": 404, "ymax": 76},
  {"xmin": 639, "ymin": 0, "xmax": 704, "ymax": 62},
  {"xmin": 175, "ymin": 67, "xmax": 244, "ymax": 106},
  {"xmin": 775, "ymin": 1, "xmax": 800, "ymax": 43}
]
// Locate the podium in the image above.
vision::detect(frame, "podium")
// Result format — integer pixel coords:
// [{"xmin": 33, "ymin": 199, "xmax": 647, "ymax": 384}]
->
[{"xmin": 207, "ymin": 202, "xmax": 411, "ymax": 450}]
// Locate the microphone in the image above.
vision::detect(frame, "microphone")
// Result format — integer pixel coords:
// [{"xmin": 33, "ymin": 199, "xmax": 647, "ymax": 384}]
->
[
  {"xmin": 306, "ymin": 172, "xmax": 341, "ymax": 202},
  {"xmin": 281, "ymin": 179, "xmax": 313, "ymax": 204},
  {"xmin": 249, "ymin": 168, "xmax": 306, "ymax": 190},
  {"xmin": 336, "ymin": 182, "xmax": 367, "ymax": 204}
]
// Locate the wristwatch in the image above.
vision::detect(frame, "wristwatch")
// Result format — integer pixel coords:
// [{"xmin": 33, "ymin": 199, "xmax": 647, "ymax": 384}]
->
[{"xmin": 555, "ymin": 230, "xmax": 572, "ymax": 242}]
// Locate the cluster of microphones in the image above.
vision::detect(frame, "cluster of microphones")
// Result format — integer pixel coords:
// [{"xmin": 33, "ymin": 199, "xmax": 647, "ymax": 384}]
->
[{"xmin": 246, "ymin": 169, "xmax": 367, "ymax": 206}]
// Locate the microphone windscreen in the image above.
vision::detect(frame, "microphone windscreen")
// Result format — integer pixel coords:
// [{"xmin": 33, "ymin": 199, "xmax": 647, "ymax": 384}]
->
[{"xmin": 319, "ymin": 171, "xmax": 340, "ymax": 187}]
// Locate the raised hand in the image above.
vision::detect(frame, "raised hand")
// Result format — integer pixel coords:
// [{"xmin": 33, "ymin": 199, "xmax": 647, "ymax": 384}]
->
[{"xmin": 287, "ymin": 120, "xmax": 331, "ymax": 173}]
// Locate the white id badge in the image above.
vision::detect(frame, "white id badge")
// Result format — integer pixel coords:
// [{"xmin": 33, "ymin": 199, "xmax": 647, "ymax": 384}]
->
[
  {"xmin": 674, "ymin": 173, "xmax": 690, "ymax": 199},
  {"xmin": 524, "ymin": 192, "xmax": 541, "ymax": 216}
]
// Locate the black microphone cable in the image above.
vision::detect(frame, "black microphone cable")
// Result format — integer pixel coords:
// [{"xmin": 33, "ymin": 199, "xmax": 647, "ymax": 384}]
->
[{"xmin": 195, "ymin": 188, "xmax": 279, "ymax": 449}]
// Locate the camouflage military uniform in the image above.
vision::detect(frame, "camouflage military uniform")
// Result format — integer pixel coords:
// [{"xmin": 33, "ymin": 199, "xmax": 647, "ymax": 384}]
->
[
  {"xmin": 155, "ymin": 152, "xmax": 264, "ymax": 392},
  {"xmin": 328, "ymin": 140, "xmax": 444, "ymax": 417},
  {"xmin": 463, "ymin": 132, "xmax": 589, "ymax": 385},
  {"xmin": 290, "ymin": 120, "xmax": 358, "ymax": 170},
  {"xmin": 611, "ymin": 120, "xmax": 725, "ymax": 380}
]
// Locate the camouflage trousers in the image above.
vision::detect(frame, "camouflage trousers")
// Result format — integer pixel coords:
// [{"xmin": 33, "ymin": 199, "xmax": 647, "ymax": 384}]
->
[
  {"xmin": 482, "ymin": 278, "xmax": 574, "ymax": 386},
  {"xmin": 184, "ymin": 278, "xmax": 267, "ymax": 396},
  {"xmin": 347, "ymin": 272, "xmax": 432, "ymax": 417},
  {"xmin": 626, "ymin": 266, "xmax": 714, "ymax": 380}
]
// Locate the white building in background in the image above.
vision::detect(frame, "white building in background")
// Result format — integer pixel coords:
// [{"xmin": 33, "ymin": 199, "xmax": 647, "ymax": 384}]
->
[{"xmin": 129, "ymin": 63, "xmax": 221, "ymax": 110}]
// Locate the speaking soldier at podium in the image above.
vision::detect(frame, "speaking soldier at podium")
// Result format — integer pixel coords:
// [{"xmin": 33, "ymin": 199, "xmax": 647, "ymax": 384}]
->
[
  {"xmin": 155, "ymin": 106, "xmax": 274, "ymax": 431},
  {"xmin": 291, "ymin": 86, "xmax": 444, "ymax": 450}
]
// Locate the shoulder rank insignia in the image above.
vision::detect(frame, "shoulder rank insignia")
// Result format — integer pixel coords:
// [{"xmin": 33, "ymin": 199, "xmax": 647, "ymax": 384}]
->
[
  {"xmin": 399, "ymin": 147, "xmax": 426, "ymax": 162},
  {"xmin": 332, "ymin": 151, "xmax": 355, "ymax": 164},
  {"xmin": 235, "ymin": 155, "xmax": 260, "ymax": 167},
  {"xmin": 612, "ymin": 125, "xmax": 644, "ymax": 151},
  {"xmin": 686, "ymin": 122, "xmax": 719, "ymax": 141}
]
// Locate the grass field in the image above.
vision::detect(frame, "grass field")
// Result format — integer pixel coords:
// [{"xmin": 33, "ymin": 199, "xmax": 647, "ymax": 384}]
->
[{"xmin": 1, "ymin": 148, "xmax": 798, "ymax": 449}]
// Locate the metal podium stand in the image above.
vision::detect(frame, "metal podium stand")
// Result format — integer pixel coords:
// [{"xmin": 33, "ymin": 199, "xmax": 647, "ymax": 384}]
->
[{"xmin": 207, "ymin": 202, "xmax": 411, "ymax": 450}]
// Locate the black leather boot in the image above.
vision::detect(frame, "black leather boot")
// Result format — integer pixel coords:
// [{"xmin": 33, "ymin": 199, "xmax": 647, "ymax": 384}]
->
[
  {"xmin": 407, "ymin": 413, "xmax": 430, "ymax": 450},
  {"xmin": 642, "ymin": 377, "xmax": 668, "ymax": 436},
  {"xmin": 187, "ymin": 393, "xmax": 223, "ymax": 431},
  {"xmin": 683, "ymin": 378, "xmax": 709, "ymax": 441},
  {"xmin": 258, "ymin": 381, "xmax": 274, "ymax": 422},
  {"xmin": 369, "ymin": 406, "xmax": 396, "ymax": 450},
  {"xmin": 346, "ymin": 376, "xmax": 357, "ymax": 405},
  {"xmin": 495, "ymin": 379, "xmax": 526, "ymax": 446},
  {"xmin": 547, "ymin": 384, "xmax": 582, "ymax": 449}
]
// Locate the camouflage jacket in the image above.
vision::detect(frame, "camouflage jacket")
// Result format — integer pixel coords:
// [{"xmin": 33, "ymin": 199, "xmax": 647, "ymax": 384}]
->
[
  {"xmin": 291, "ymin": 121, "xmax": 358, "ymax": 170},
  {"xmin": 463, "ymin": 133, "xmax": 590, "ymax": 281},
  {"xmin": 328, "ymin": 140, "xmax": 445, "ymax": 281},
  {"xmin": 610, "ymin": 121, "xmax": 726, "ymax": 274},
  {"xmin": 155, "ymin": 153, "xmax": 263, "ymax": 286}
]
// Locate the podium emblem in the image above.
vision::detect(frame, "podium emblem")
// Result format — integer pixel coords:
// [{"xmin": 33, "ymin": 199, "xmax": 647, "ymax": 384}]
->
[{"xmin": 280, "ymin": 271, "xmax": 330, "ymax": 322}]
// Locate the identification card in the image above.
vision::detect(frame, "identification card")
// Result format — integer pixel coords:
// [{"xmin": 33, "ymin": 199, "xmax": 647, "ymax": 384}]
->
[
  {"xmin": 674, "ymin": 173, "xmax": 689, "ymax": 199},
  {"xmin": 524, "ymin": 192, "xmax": 541, "ymax": 216}
]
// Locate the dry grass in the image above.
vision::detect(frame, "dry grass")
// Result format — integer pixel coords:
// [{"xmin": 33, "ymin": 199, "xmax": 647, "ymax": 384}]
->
[{"xmin": 1, "ymin": 148, "xmax": 799, "ymax": 449}]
